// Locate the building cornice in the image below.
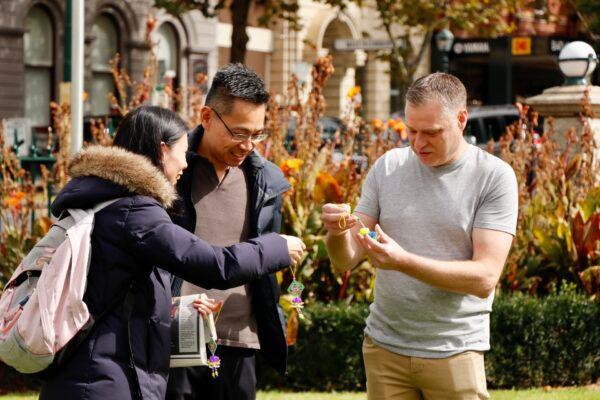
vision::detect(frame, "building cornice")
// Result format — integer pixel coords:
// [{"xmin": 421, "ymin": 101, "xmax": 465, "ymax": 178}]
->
[{"xmin": 0, "ymin": 27, "xmax": 25, "ymax": 37}]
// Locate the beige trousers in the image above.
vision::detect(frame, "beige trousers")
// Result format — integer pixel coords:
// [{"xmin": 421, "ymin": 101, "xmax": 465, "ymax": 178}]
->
[{"xmin": 363, "ymin": 336, "xmax": 490, "ymax": 400}]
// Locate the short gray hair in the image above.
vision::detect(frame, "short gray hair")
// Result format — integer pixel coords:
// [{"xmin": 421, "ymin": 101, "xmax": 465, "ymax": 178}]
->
[{"xmin": 405, "ymin": 72, "xmax": 467, "ymax": 115}]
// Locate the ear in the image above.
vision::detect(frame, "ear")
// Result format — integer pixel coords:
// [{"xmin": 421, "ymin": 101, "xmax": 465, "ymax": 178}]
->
[
  {"xmin": 457, "ymin": 109, "xmax": 468, "ymax": 131},
  {"xmin": 160, "ymin": 141, "xmax": 168, "ymax": 162},
  {"xmin": 200, "ymin": 106, "xmax": 212, "ymax": 128}
]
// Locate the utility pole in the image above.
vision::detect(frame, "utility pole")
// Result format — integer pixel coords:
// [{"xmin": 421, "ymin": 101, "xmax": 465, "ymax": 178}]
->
[{"xmin": 71, "ymin": 0, "xmax": 84, "ymax": 154}]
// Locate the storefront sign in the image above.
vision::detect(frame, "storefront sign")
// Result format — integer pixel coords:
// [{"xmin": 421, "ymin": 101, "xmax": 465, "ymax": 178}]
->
[
  {"xmin": 451, "ymin": 41, "xmax": 490, "ymax": 55},
  {"xmin": 333, "ymin": 38, "xmax": 396, "ymax": 51},
  {"xmin": 512, "ymin": 37, "xmax": 532, "ymax": 56},
  {"xmin": 550, "ymin": 38, "xmax": 568, "ymax": 54}
]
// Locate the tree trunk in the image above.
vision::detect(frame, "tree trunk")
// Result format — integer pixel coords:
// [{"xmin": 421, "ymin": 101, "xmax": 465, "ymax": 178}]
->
[{"xmin": 230, "ymin": 0, "xmax": 252, "ymax": 63}]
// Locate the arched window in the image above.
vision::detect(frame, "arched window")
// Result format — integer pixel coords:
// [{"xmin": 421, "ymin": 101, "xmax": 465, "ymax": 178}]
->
[
  {"xmin": 24, "ymin": 6, "xmax": 54, "ymax": 127},
  {"xmin": 156, "ymin": 23, "xmax": 179, "ymax": 88},
  {"xmin": 90, "ymin": 14, "xmax": 119, "ymax": 116}
]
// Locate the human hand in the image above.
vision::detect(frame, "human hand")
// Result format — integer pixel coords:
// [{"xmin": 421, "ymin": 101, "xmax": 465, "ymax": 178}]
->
[
  {"xmin": 280, "ymin": 235, "xmax": 306, "ymax": 265},
  {"xmin": 356, "ymin": 224, "xmax": 407, "ymax": 270},
  {"xmin": 192, "ymin": 297, "xmax": 223, "ymax": 319},
  {"xmin": 322, "ymin": 203, "xmax": 358, "ymax": 236}
]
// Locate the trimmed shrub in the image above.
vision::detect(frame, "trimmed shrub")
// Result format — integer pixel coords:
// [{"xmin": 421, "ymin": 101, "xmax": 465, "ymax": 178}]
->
[
  {"xmin": 2, "ymin": 289, "xmax": 598, "ymax": 392},
  {"xmin": 258, "ymin": 302, "xmax": 370, "ymax": 391},
  {"xmin": 487, "ymin": 286, "xmax": 600, "ymax": 388},
  {"xmin": 258, "ymin": 289, "xmax": 599, "ymax": 391}
]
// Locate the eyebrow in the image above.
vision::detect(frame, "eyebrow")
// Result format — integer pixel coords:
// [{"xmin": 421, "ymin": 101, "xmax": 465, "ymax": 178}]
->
[{"xmin": 406, "ymin": 126, "xmax": 443, "ymax": 134}]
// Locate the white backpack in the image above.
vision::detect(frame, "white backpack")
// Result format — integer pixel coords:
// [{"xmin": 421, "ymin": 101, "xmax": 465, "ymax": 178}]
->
[{"xmin": 0, "ymin": 198, "xmax": 122, "ymax": 373}]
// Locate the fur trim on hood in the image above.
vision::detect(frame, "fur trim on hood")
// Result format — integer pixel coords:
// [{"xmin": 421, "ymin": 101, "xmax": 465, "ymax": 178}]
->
[{"xmin": 68, "ymin": 145, "xmax": 177, "ymax": 208}]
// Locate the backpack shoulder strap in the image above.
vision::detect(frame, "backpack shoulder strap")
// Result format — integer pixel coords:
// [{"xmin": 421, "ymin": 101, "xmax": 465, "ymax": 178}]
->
[
  {"xmin": 92, "ymin": 197, "xmax": 126, "ymax": 214},
  {"xmin": 66, "ymin": 197, "xmax": 126, "ymax": 224}
]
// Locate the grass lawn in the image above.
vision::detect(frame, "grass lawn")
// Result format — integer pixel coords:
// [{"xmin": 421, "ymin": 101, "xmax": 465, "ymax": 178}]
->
[{"xmin": 2, "ymin": 388, "xmax": 600, "ymax": 399}]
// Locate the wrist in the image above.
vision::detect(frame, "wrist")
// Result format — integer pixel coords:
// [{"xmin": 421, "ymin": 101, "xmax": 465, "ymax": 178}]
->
[
  {"xmin": 393, "ymin": 250, "xmax": 411, "ymax": 272},
  {"xmin": 326, "ymin": 229, "xmax": 351, "ymax": 239}
]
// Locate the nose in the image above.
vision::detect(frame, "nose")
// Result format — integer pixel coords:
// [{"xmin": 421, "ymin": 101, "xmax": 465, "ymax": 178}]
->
[
  {"xmin": 238, "ymin": 138, "xmax": 254, "ymax": 151},
  {"xmin": 413, "ymin": 132, "xmax": 427, "ymax": 150}
]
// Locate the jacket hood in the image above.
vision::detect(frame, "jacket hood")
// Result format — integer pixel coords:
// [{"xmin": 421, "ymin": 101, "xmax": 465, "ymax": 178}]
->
[{"xmin": 51, "ymin": 145, "xmax": 177, "ymax": 215}]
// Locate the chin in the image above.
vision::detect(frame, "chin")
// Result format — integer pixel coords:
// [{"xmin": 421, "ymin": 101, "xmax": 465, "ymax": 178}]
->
[{"xmin": 228, "ymin": 155, "xmax": 248, "ymax": 166}]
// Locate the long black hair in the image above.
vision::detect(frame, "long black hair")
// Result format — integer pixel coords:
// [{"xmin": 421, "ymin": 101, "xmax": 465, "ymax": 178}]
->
[{"xmin": 112, "ymin": 106, "xmax": 188, "ymax": 168}]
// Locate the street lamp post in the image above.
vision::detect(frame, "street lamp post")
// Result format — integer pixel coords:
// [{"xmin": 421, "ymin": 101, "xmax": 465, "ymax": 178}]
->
[
  {"xmin": 435, "ymin": 28, "xmax": 454, "ymax": 74},
  {"xmin": 557, "ymin": 41, "xmax": 598, "ymax": 86},
  {"xmin": 526, "ymin": 39, "xmax": 600, "ymax": 160}
]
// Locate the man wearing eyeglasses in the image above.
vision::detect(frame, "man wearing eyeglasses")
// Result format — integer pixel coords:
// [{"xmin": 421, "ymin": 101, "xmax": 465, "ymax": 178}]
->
[{"xmin": 166, "ymin": 64, "xmax": 292, "ymax": 400}]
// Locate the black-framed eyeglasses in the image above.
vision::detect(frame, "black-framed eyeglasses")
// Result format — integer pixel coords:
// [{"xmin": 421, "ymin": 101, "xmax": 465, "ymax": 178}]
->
[{"xmin": 211, "ymin": 108, "xmax": 269, "ymax": 143}]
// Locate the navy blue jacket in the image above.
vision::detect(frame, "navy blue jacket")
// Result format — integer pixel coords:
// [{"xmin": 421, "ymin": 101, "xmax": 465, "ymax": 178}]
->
[
  {"xmin": 38, "ymin": 146, "xmax": 291, "ymax": 400},
  {"xmin": 170, "ymin": 126, "xmax": 291, "ymax": 375}
]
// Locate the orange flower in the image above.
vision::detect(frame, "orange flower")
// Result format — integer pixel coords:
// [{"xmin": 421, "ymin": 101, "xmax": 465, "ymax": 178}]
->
[
  {"xmin": 4, "ymin": 191, "xmax": 26, "ymax": 210},
  {"xmin": 387, "ymin": 119, "xmax": 396, "ymax": 128},
  {"xmin": 347, "ymin": 86, "xmax": 361, "ymax": 99},
  {"xmin": 313, "ymin": 172, "xmax": 343, "ymax": 204},
  {"xmin": 146, "ymin": 16, "xmax": 157, "ymax": 36},
  {"xmin": 372, "ymin": 119, "xmax": 384, "ymax": 130},
  {"xmin": 280, "ymin": 159, "xmax": 303, "ymax": 177},
  {"xmin": 393, "ymin": 120, "xmax": 406, "ymax": 133},
  {"xmin": 13, "ymin": 191, "xmax": 26, "ymax": 201}
]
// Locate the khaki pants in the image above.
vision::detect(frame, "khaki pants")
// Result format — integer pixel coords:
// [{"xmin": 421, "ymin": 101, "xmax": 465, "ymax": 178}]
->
[{"xmin": 363, "ymin": 336, "xmax": 490, "ymax": 400}]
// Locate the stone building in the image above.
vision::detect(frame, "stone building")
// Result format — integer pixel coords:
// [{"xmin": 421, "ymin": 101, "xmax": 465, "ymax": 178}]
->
[
  {"xmin": 0, "ymin": 0, "xmax": 417, "ymax": 140},
  {"xmin": 0, "ymin": 0, "xmax": 217, "ymax": 129},
  {"xmin": 267, "ymin": 1, "xmax": 429, "ymax": 120}
]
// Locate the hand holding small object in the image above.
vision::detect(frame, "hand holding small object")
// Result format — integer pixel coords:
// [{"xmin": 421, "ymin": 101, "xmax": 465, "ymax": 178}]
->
[
  {"xmin": 357, "ymin": 224, "xmax": 407, "ymax": 270},
  {"xmin": 322, "ymin": 203, "xmax": 358, "ymax": 235},
  {"xmin": 192, "ymin": 298, "xmax": 222, "ymax": 319},
  {"xmin": 281, "ymin": 234, "xmax": 306, "ymax": 264}
]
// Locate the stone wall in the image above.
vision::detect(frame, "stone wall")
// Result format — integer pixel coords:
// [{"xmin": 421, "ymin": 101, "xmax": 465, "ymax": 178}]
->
[{"xmin": 0, "ymin": 0, "xmax": 217, "ymax": 121}]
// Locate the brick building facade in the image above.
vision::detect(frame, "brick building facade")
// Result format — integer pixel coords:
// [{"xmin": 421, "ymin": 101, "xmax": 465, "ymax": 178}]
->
[{"xmin": 0, "ymin": 0, "xmax": 217, "ymax": 129}]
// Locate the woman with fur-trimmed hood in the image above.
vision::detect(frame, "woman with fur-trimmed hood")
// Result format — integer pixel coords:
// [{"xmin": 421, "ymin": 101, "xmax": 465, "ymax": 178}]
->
[{"xmin": 38, "ymin": 106, "xmax": 305, "ymax": 400}]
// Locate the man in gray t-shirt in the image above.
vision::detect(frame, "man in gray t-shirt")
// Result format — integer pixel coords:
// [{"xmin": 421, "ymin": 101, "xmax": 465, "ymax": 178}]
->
[{"xmin": 323, "ymin": 73, "xmax": 518, "ymax": 400}]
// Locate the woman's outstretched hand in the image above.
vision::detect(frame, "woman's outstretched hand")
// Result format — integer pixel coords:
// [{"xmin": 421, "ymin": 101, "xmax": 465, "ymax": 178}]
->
[{"xmin": 280, "ymin": 234, "xmax": 306, "ymax": 265}]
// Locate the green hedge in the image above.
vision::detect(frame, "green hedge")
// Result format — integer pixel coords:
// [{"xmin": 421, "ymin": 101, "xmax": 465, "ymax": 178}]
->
[
  {"xmin": 487, "ymin": 288, "xmax": 600, "ymax": 387},
  {"xmin": 1, "ymin": 289, "xmax": 598, "ymax": 392},
  {"xmin": 258, "ymin": 288, "xmax": 600, "ymax": 390},
  {"xmin": 257, "ymin": 302, "xmax": 370, "ymax": 391}
]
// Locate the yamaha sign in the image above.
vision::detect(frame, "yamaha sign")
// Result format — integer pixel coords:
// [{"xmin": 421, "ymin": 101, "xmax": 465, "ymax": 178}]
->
[{"xmin": 452, "ymin": 41, "xmax": 490, "ymax": 55}]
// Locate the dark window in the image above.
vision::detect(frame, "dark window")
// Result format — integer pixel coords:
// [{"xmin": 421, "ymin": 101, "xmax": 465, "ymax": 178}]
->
[{"xmin": 24, "ymin": 6, "xmax": 54, "ymax": 127}]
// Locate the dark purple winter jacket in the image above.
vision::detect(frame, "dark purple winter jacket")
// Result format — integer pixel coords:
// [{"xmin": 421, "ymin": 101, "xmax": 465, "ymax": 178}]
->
[{"xmin": 38, "ymin": 146, "xmax": 291, "ymax": 400}]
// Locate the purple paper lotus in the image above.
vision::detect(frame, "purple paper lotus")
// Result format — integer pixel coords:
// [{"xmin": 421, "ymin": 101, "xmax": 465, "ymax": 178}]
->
[
  {"xmin": 209, "ymin": 355, "xmax": 220, "ymax": 363},
  {"xmin": 292, "ymin": 297, "xmax": 302, "ymax": 304}
]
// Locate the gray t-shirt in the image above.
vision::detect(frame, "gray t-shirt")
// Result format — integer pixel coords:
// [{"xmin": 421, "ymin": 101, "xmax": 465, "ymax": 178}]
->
[{"xmin": 355, "ymin": 144, "xmax": 518, "ymax": 358}]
